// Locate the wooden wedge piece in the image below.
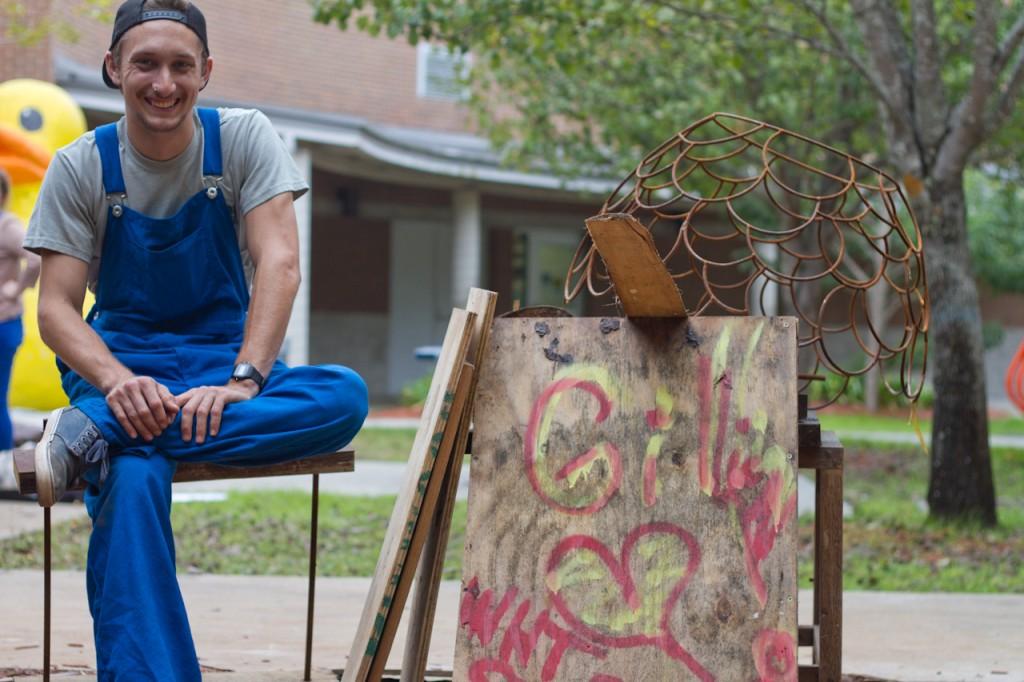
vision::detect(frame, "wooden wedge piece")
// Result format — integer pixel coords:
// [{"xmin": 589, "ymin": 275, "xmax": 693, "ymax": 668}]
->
[{"xmin": 585, "ymin": 212, "xmax": 687, "ymax": 318}]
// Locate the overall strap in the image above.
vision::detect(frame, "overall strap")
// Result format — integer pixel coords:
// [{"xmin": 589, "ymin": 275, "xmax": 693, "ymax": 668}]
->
[
  {"xmin": 197, "ymin": 107, "xmax": 223, "ymax": 177},
  {"xmin": 93, "ymin": 123, "xmax": 126, "ymax": 196}
]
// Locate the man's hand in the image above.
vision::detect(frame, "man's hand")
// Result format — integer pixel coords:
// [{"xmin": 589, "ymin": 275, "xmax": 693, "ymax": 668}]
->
[
  {"xmin": 105, "ymin": 375, "xmax": 180, "ymax": 441},
  {"xmin": 175, "ymin": 381, "xmax": 258, "ymax": 444}
]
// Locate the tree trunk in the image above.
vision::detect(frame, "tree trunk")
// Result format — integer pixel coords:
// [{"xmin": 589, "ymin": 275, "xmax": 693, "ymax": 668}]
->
[{"xmin": 922, "ymin": 176, "xmax": 997, "ymax": 525}]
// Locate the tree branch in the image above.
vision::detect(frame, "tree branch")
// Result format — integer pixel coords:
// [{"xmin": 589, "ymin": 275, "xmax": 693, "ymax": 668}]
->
[
  {"xmin": 984, "ymin": 45, "xmax": 1024, "ymax": 139},
  {"xmin": 847, "ymin": 0, "xmax": 913, "ymax": 140},
  {"xmin": 789, "ymin": 0, "xmax": 896, "ymax": 110},
  {"xmin": 993, "ymin": 10, "xmax": 1024, "ymax": 76},
  {"xmin": 935, "ymin": 2, "xmax": 1000, "ymax": 178},
  {"xmin": 909, "ymin": 0, "xmax": 948, "ymax": 153}
]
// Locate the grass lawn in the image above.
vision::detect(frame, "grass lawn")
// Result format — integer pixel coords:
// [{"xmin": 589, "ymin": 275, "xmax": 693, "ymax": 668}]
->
[
  {"xmin": 798, "ymin": 443, "xmax": 1023, "ymax": 592},
  {"xmin": 0, "ymin": 491, "xmax": 469, "ymax": 581},
  {"xmin": 819, "ymin": 412, "xmax": 1024, "ymax": 437},
  {"xmin": 348, "ymin": 427, "xmax": 419, "ymax": 462},
  {"xmin": 2, "ymin": 442, "xmax": 1020, "ymax": 593}
]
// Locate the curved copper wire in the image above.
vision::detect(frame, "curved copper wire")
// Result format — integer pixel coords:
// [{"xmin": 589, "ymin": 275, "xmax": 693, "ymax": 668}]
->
[{"xmin": 564, "ymin": 112, "xmax": 930, "ymax": 408}]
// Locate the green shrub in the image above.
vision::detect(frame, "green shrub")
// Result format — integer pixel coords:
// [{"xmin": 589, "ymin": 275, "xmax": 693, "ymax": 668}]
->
[
  {"xmin": 810, "ymin": 371, "xmax": 934, "ymax": 409},
  {"xmin": 400, "ymin": 372, "xmax": 433, "ymax": 407}
]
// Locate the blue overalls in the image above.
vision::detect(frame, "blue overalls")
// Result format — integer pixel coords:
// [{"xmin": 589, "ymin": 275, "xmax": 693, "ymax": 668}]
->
[{"xmin": 61, "ymin": 108, "xmax": 368, "ymax": 680}]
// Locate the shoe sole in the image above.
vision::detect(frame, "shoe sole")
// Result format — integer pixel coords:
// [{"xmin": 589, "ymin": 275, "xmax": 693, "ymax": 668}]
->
[{"xmin": 34, "ymin": 408, "xmax": 66, "ymax": 508}]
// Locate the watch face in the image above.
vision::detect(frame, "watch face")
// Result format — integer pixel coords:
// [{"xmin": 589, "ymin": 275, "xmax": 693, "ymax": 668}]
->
[{"xmin": 232, "ymin": 363, "xmax": 264, "ymax": 388}]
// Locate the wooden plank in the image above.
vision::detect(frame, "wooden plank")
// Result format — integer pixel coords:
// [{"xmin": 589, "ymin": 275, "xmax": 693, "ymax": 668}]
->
[
  {"xmin": 365, "ymin": 363, "xmax": 475, "ymax": 682},
  {"xmin": 12, "ymin": 448, "xmax": 35, "ymax": 495},
  {"xmin": 401, "ymin": 288, "xmax": 498, "ymax": 682},
  {"xmin": 798, "ymin": 625, "xmax": 816, "ymax": 647},
  {"xmin": 816, "ymin": 467, "xmax": 844, "ymax": 682},
  {"xmin": 799, "ymin": 410, "xmax": 822, "ymax": 448},
  {"xmin": 14, "ymin": 448, "xmax": 355, "ymax": 494},
  {"xmin": 172, "ymin": 450, "xmax": 354, "ymax": 482},
  {"xmin": 342, "ymin": 307, "xmax": 476, "ymax": 682},
  {"xmin": 798, "ymin": 664, "xmax": 820, "ymax": 682},
  {"xmin": 798, "ymin": 432, "xmax": 844, "ymax": 470},
  {"xmin": 455, "ymin": 317, "xmax": 798, "ymax": 680},
  {"xmin": 584, "ymin": 213, "xmax": 687, "ymax": 318}
]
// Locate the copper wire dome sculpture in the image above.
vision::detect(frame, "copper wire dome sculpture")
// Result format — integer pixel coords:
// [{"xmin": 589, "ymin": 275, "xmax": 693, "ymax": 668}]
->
[{"xmin": 564, "ymin": 113, "xmax": 929, "ymax": 407}]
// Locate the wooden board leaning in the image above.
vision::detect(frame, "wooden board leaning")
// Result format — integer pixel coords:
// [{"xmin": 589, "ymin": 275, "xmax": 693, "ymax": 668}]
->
[
  {"xmin": 401, "ymin": 288, "xmax": 498, "ymax": 682},
  {"xmin": 342, "ymin": 307, "xmax": 476, "ymax": 682},
  {"xmin": 455, "ymin": 316, "xmax": 798, "ymax": 681}
]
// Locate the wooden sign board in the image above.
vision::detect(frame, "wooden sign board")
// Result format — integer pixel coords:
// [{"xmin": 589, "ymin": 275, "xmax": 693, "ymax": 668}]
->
[{"xmin": 455, "ymin": 317, "xmax": 798, "ymax": 681}]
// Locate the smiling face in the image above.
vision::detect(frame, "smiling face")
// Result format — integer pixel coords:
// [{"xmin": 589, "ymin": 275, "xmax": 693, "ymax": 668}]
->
[{"xmin": 104, "ymin": 20, "xmax": 213, "ymax": 160}]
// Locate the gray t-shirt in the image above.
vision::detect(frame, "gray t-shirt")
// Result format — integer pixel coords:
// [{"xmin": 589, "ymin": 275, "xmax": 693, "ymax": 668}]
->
[{"xmin": 25, "ymin": 107, "xmax": 308, "ymax": 288}]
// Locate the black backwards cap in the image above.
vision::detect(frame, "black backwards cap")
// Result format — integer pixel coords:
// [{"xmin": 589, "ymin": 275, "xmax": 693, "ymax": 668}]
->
[{"xmin": 102, "ymin": 0, "xmax": 209, "ymax": 88}]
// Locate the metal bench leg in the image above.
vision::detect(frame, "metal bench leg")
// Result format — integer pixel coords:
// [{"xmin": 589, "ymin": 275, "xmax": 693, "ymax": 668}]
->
[
  {"xmin": 44, "ymin": 506, "xmax": 51, "ymax": 682},
  {"xmin": 304, "ymin": 473, "xmax": 320, "ymax": 682}
]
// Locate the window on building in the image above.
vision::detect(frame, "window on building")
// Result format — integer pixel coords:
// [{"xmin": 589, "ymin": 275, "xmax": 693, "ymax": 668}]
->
[
  {"xmin": 416, "ymin": 43, "xmax": 470, "ymax": 101},
  {"xmin": 511, "ymin": 229, "xmax": 585, "ymax": 315}
]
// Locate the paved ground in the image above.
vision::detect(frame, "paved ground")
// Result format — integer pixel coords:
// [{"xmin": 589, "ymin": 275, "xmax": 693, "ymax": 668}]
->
[{"xmin": 0, "ymin": 570, "xmax": 1021, "ymax": 681}]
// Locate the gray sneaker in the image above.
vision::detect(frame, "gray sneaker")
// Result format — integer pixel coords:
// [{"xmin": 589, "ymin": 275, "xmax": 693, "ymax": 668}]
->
[{"xmin": 33, "ymin": 407, "xmax": 108, "ymax": 507}]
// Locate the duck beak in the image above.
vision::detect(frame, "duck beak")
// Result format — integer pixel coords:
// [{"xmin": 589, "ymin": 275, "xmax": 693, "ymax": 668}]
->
[{"xmin": 0, "ymin": 124, "xmax": 52, "ymax": 184}]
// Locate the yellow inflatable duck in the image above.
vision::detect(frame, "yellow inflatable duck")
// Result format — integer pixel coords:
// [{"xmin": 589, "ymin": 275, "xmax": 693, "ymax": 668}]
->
[{"xmin": 0, "ymin": 79, "xmax": 88, "ymax": 410}]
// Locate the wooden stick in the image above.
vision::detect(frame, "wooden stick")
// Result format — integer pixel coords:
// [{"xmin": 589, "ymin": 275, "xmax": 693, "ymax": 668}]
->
[
  {"xmin": 401, "ymin": 288, "xmax": 497, "ymax": 682},
  {"xmin": 341, "ymin": 306, "xmax": 476, "ymax": 682},
  {"xmin": 365, "ymin": 363, "xmax": 475, "ymax": 681}
]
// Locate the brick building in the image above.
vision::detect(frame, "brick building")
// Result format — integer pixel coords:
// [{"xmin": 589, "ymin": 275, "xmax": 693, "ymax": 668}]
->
[{"xmin": 1, "ymin": 0, "xmax": 612, "ymax": 399}]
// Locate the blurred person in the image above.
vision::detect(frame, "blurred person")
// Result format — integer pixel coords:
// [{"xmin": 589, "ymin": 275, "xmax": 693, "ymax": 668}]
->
[
  {"xmin": 0, "ymin": 167, "xmax": 41, "ymax": 453},
  {"xmin": 17, "ymin": 1, "xmax": 368, "ymax": 678}
]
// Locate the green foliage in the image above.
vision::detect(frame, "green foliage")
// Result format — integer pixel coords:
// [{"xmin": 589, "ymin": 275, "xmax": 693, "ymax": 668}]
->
[
  {"xmin": 310, "ymin": 1, "xmax": 1024, "ymax": 178},
  {"xmin": 0, "ymin": 0, "xmax": 113, "ymax": 45},
  {"xmin": 809, "ymin": 372, "xmax": 934, "ymax": 409},
  {"xmin": 399, "ymin": 371, "xmax": 433, "ymax": 407},
  {"xmin": 966, "ymin": 169, "xmax": 1024, "ymax": 294}
]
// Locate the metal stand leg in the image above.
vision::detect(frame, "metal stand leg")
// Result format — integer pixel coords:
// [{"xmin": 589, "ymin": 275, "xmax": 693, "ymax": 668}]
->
[
  {"xmin": 44, "ymin": 506, "xmax": 51, "ymax": 682},
  {"xmin": 304, "ymin": 473, "xmax": 320, "ymax": 681}
]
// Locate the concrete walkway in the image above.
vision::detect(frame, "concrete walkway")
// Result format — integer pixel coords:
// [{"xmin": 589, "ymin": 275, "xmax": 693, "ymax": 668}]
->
[{"xmin": 1, "ymin": 570, "xmax": 1021, "ymax": 681}]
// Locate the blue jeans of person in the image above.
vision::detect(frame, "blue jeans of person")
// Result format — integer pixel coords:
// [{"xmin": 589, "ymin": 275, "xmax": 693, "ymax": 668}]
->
[{"xmin": 0, "ymin": 316, "xmax": 23, "ymax": 450}]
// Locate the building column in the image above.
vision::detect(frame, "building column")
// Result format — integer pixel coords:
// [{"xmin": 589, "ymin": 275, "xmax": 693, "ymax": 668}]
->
[
  {"xmin": 452, "ymin": 189, "xmax": 482, "ymax": 307},
  {"xmin": 285, "ymin": 138, "xmax": 311, "ymax": 366}
]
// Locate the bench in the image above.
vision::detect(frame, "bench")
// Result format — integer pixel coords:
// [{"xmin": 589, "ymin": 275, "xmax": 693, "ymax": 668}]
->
[{"xmin": 14, "ymin": 447, "xmax": 355, "ymax": 682}]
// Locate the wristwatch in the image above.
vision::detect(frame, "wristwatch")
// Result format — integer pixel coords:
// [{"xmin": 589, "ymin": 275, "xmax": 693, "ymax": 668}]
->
[{"xmin": 230, "ymin": 363, "xmax": 266, "ymax": 392}]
